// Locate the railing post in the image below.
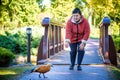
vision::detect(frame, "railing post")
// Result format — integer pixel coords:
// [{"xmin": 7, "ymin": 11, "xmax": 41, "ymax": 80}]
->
[
  {"xmin": 99, "ymin": 17, "xmax": 117, "ymax": 66},
  {"xmin": 37, "ymin": 17, "xmax": 65, "ymax": 64},
  {"xmin": 42, "ymin": 17, "xmax": 50, "ymax": 59},
  {"xmin": 52, "ymin": 25, "xmax": 55, "ymax": 55},
  {"xmin": 103, "ymin": 17, "xmax": 110, "ymax": 64},
  {"xmin": 99, "ymin": 17, "xmax": 110, "ymax": 64},
  {"xmin": 37, "ymin": 17, "xmax": 50, "ymax": 64}
]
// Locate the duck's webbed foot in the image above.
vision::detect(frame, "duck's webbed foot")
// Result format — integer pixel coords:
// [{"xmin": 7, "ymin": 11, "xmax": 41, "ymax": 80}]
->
[{"xmin": 43, "ymin": 73, "xmax": 47, "ymax": 78}]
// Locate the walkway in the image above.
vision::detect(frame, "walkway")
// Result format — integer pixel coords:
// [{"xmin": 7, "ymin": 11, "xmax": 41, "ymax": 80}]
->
[{"xmin": 19, "ymin": 39, "xmax": 114, "ymax": 80}]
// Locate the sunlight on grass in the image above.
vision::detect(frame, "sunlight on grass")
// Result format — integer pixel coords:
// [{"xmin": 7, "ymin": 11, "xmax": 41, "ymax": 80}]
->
[
  {"xmin": 110, "ymin": 66, "xmax": 120, "ymax": 80},
  {"xmin": 0, "ymin": 66, "xmax": 33, "ymax": 80},
  {"xmin": 0, "ymin": 70, "xmax": 16, "ymax": 75}
]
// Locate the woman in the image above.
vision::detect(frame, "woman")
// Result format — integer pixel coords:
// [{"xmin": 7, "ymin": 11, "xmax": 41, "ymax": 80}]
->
[{"xmin": 65, "ymin": 8, "xmax": 90, "ymax": 70}]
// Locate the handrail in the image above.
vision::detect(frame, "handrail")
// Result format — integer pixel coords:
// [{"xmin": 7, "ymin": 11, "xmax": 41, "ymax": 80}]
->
[
  {"xmin": 37, "ymin": 17, "xmax": 65, "ymax": 64},
  {"xmin": 99, "ymin": 17, "xmax": 117, "ymax": 66}
]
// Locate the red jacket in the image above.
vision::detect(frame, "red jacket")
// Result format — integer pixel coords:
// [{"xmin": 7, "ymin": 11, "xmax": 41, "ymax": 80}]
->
[{"xmin": 65, "ymin": 16, "xmax": 90, "ymax": 43}]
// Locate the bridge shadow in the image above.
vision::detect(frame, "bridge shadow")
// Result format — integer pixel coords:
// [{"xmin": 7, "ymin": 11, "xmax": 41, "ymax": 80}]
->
[{"xmin": 46, "ymin": 39, "xmax": 103, "ymax": 65}]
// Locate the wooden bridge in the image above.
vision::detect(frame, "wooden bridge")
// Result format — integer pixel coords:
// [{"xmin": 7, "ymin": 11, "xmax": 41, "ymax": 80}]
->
[{"xmin": 36, "ymin": 17, "xmax": 118, "ymax": 66}]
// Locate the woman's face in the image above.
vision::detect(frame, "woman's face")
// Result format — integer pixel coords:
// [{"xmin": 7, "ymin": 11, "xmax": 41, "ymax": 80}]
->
[{"xmin": 72, "ymin": 13, "xmax": 81, "ymax": 22}]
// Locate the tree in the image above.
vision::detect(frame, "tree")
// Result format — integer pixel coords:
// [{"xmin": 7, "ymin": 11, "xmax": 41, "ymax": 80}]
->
[
  {"xmin": 47, "ymin": 0, "xmax": 76, "ymax": 23},
  {"xmin": 85, "ymin": 0, "xmax": 120, "ymax": 27},
  {"xmin": 0, "ymin": 0, "xmax": 41, "ymax": 30}
]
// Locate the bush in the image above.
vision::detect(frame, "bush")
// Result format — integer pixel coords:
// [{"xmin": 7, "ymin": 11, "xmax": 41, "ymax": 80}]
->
[
  {"xmin": 0, "ymin": 26, "xmax": 43, "ymax": 56},
  {"xmin": 0, "ymin": 34, "xmax": 21, "ymax": 54},
  {"xmin": 0, "ymin": 47, "xmax": 15, "ymax": 67},
  {"xmin": 113, "ymin": 36, "xmax": 120, "ymax": 53},
  {"xmin": 0, "ymin": 31, "xmax": 27, "ymax": 54}
]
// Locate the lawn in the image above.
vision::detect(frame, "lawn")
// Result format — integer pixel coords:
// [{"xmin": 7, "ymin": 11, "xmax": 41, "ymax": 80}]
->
[
  {"xmin": 110, "ymin": 66, "xmax": 120, "ymax": 80},
  {"xmin": 0, "ymin": 66, "xmax": 33, "ymax": 80}
]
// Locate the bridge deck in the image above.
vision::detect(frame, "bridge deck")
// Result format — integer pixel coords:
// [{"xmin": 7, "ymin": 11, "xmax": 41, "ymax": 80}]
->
[
  {"xmin": 47, "ymin": 39, "xmax": 103, "ymax": 65},
  {"xmin": 19, "ymin": 39, "xmax": 114, "ymax": 80}
]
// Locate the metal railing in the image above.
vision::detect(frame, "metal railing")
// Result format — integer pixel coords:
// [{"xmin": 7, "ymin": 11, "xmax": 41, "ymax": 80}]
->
[
  {"xmin": 37, "ymin": 17, "xmax": 65, "ymax": 64},
  {"xmin": 99, "ymin": 17, "xmax": 117, "ymax": 66}
]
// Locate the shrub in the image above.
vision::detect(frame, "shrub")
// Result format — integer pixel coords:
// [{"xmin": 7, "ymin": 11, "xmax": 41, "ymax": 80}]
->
[
  {"xmin": 0, "ymin": 47, "xmax": 15, "ymax": 67},
  {"xmin": 113, "ymin": 36, "xmax": 120, "ymax": 53},
  {"xmin": 0, "ymin": 34, "xmax": 21, "ymax": 54},
  {"xmin": 0, "ymin": 26, "xmax": 43, "ymax": 56}
]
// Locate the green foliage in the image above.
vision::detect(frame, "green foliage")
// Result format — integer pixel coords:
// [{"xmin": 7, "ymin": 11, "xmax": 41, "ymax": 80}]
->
[
  {"xmin": 113, "ymin": 35, "xmax": 120, "ymax": 53},
  {"xmin": 0, "ymin": 26, "xmax": 43, "ymax": 56},
  {"xmin": 0, "ymin": 34, "xmax": 21, "ymax": 54},
  {"xmin": 90, "ymin": 27, "xmax": 99, "ymax": 39},
  {"xmin": 46, "ymin": 0, "xmax": 76, "ymax": 23},
  {"xmin": 0, "ymin": 47, "xmax": 15, "ymax": 67},
  {"xmin": 8, "ymin": 31, "xmax": 27, "ymax": 54},
  {"xmin": 0, "ymin": 0, "xmax": 40, "ymax": 29},
  {"xmin": 110, "ymin": 22, "xmax": 120, "ymax": 36},
  {"xmin": 109, "ymin": 0, "xmax": 120, "ymax": 23},
  {"xmin": 110, "ymin": 22, "xmax": 120, "ymax": 52},
  {"xmin": 110, "ymin": 66, "xmax": 120, "ymax": 80},
  {"xmin": 85, "ymin": 0, "xmax": 120, "ymax": 27}
]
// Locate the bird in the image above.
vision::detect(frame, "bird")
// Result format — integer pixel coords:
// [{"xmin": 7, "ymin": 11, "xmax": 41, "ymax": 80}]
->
[{"xmin": 31, "ymin": 63, "xmax": 53, "ymax": 78}]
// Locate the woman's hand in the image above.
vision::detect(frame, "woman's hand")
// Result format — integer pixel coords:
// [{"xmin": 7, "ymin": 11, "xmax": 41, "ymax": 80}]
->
[
  {"xmin": 79, "ymin": 43, "xmax": 85, "ymax": 50},
  {"xmin": 65, "ymin": 42, "xmax": 69, "ymax": 48}
]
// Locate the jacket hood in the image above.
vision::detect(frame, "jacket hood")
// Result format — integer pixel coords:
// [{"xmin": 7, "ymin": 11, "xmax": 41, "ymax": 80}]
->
[{"xmin": 71, "ymin": 15, "xmax": 84, "ymax": 24}]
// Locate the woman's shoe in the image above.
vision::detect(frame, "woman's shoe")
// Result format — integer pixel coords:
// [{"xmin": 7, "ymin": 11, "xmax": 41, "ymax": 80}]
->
[
  {"xmin": 77, "ymin": 65, "xmax": 82, "ymax": 71},
  {"xmin": 69, "ymin": 65, "xmax": 74, "ymax": 70}
]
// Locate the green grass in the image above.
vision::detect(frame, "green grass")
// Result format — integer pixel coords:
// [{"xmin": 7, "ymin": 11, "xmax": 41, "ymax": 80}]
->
[
  {"xmin": 110, "ymin": 66, "xmax": 120, "ymax": 80},
  {"xmin": 0, "ymin": 66, "xmax": 34, "ymax": 80}
]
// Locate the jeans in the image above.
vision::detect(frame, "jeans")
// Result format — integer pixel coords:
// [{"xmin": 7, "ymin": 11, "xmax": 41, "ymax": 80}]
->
[{"xmin": 69, "ymin": 42, "xmax": 85, "ymax": 67}]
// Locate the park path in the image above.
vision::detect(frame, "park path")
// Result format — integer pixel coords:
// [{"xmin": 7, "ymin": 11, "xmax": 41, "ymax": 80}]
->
[{"xmin": 19, "ymin": 39, "xmax": 114, "ymax": 80}]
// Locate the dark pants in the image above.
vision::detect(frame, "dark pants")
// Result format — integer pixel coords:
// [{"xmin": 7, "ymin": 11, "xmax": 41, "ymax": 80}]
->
[{"xmin": 69, "ymin": 42, "xmax": 85, "ymax": 67}]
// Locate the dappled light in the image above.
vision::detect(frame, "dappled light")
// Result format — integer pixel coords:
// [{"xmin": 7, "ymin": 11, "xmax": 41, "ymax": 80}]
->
[
  {"xmin": 48, "ymin": 59, "xmax": 64, "ymax": 63},
  {"xmin": 0, "ymin": 0, "xmax": 120, "ymax": 80},
  {"xmin": 48, "ymin": 71, "xmax": 71, "ymax": 75},
  {"xmin": 85, "ymin": 51, "xmax": 95, "ymax": 56},
  {"xmin": 0, "ymin": 70, "xmax": 16, "ymax": 75}
]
